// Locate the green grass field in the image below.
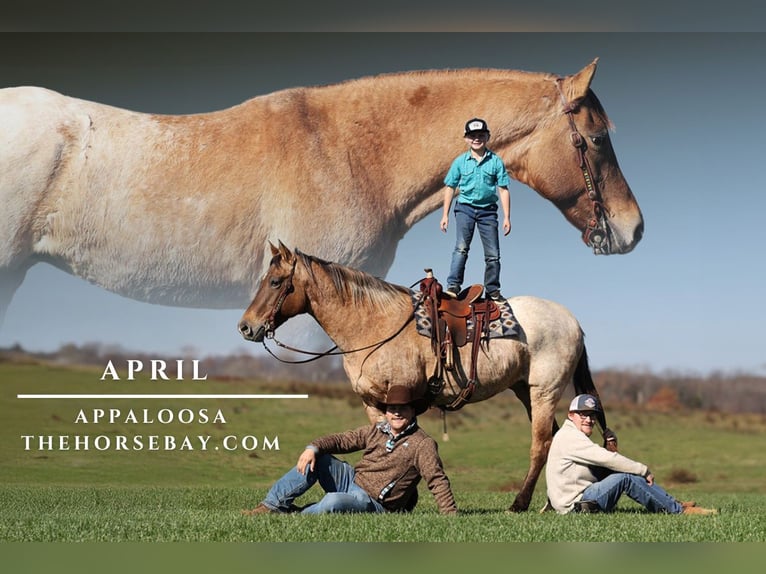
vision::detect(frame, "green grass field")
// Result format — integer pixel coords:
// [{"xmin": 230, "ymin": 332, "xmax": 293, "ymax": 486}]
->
[{"xmin": 1, "ymin": 361, "xmax": 765, "ymax": 543}]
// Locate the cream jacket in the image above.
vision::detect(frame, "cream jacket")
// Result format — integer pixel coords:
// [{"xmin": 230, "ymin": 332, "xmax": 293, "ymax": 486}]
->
[{"xmin": 545, "ymin": 419, "xmax": 649, "ymax": 514}]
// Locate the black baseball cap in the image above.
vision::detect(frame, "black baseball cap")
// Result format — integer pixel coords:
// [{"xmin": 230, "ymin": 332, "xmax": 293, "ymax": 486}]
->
[{"xmin": 464, "ymin": 118, "xmax": 490, "ymax": 136}]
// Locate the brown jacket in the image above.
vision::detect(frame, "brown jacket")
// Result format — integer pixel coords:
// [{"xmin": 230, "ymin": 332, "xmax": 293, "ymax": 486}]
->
[{"xmin": 310, "ymin": 422, "xmax": 457, "ymax": 514}]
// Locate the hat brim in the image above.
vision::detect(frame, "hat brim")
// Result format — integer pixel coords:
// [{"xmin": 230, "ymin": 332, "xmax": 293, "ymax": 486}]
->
[{"xmin": 375, "ymin": 398, "xmax": 430, "ymax": 416}]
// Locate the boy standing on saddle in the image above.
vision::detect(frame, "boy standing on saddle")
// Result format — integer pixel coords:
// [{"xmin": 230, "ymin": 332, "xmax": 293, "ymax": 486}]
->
[{"xmin": 440, "ymin": 118, "xmax": 512, "ymax": 301}]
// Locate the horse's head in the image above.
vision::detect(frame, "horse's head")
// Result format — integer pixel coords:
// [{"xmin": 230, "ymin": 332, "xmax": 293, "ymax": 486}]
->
[
  {"xmin": 238, "ymin": 241, "xmax": 309, "ymax": 342},
  {"xmin": 515, "ymin": 59, "xmax": 644, "ymax": 255}
]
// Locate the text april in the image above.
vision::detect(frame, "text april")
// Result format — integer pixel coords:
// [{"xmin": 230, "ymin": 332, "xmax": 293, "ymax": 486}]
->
[{"xmin": 99, "ymin": 359, "xmax": 208, "ymax": 381}]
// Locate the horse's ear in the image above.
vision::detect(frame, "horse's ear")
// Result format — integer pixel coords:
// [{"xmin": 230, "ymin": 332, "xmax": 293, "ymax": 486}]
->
[
  {"xmin": 269, "ymin": 241, "xmax": 280, "ymax": 257},
  {"xmin": 565, "ymin": 58, "xmax": 598, "ymax": 106},
  {"xmin": 277, "ymin": 240, "xmax": 294, "ymax": 263}
]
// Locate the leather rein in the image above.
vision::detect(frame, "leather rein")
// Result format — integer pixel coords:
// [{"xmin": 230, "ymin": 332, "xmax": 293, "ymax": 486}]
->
[
  {"xmin": 555, "ymin": 78, "xmax": 611, "ymax": 255},
  {"xmin": 260, "ymin": 258, "xmax": 421, "ymax": 364}
]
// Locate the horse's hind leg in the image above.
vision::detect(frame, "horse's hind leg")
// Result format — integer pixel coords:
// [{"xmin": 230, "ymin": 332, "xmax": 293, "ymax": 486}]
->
[{"xmin": 507, "ymin": 381, "xmax": 562, "ymax": 512}]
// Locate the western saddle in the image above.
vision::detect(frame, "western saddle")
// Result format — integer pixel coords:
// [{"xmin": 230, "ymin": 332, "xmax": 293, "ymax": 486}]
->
[{"xmin": 419, "ymin": 269, "xmax": 501, "ymax": 410}]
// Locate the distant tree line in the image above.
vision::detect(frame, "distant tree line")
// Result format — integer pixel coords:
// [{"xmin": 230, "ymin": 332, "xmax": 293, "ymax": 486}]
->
[
  {"xmin": 593, "ymin": 368, "xmax": 766, "ymax": 414},
  {"xmin": 2, "ymin": 343, "xmax": 764, "ymax": 414}
]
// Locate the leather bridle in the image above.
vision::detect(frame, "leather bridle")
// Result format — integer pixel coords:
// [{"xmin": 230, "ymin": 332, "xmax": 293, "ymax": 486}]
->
[
  {"xmin": 258, "ymin": 255, "xmax": 419, "ymax": 364},
  {"xmin": 556, "ymin": 79, "xmax": 612, "ymax": 255},
  {"xmin": 263, "ymin": 256, "xmax": 297, "ymax": 337}
]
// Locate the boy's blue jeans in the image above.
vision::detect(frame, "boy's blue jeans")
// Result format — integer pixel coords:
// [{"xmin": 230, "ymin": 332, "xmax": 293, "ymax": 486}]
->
[
  {"xmin": 581, "ymin": 472, "xmax": 683, "ymax": 513},
  {"xmin": 447, "ymin": 202, "xmax": 501, "ymax": 294},
  {"xmin": 262, "ymin": 454, "xmax": 386, "ymax": 514}
]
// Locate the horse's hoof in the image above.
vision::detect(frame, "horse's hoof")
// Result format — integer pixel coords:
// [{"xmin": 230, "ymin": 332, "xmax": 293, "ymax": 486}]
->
[{"xmin": 506, "ymin": 503, "xmax": 528, "ymax": 513}]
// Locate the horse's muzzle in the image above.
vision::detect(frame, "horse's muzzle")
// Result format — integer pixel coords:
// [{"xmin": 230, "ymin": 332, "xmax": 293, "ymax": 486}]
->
[{"xmin": 238, "ymin": 320, "xmax": 266, "ymax": 342}]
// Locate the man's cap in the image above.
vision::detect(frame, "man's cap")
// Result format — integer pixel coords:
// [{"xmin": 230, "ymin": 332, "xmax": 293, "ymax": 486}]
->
[
  {"xmin": 464, "ymin": 118, "xmax": 490, "ymax": 136},
  {"xmin": 376, "ymin": 385, "xmax": 429, "ymax": 415},
  {"xmin": 569, "ymin": 394, "xmax": 602, "ymax": 413}
]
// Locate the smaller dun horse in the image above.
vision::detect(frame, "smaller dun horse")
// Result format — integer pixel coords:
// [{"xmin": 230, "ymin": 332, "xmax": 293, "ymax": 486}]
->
[{"xmin": 239, "ymin": 242, "xmax": 614, "ymax": 512}]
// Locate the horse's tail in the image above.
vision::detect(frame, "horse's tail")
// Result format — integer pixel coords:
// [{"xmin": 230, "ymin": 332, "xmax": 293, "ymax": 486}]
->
[{"xmin": 573, "ymin": 345, "xmax": 618, "ymax": 450}]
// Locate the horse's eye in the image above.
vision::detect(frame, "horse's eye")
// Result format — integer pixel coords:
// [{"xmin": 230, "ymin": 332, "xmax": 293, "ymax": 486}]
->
[
  {"xmin": 590, "ymin": 135, "xmax": 605, "ymax": 147},
  {"xmin": 269, "ymin": 278, "xmax": 283, "ymax": 289}
]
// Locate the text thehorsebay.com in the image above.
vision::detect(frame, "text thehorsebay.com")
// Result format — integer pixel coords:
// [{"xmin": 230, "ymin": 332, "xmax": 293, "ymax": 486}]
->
[{"xmin": 20, "ymin": 359, "xmax": 281, "ymax": 453}]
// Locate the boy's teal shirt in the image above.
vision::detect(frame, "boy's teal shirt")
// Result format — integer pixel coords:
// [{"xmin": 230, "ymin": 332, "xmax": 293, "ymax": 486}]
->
[{"xmin": 444, "ymin": 149, "xmax": 510, "ymax": 208}]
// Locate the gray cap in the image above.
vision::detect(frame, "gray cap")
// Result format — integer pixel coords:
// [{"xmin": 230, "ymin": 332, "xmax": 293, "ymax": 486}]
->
[{"xmin": 569, "ymin": 394, "xmax": 602, "ymax": 412}]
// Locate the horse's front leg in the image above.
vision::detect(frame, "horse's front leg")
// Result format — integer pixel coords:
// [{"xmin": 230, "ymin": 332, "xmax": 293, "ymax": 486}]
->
[
  {"xmin": 364, "ymin": 403, "xmax": 386, "ymax": 424},
  {"xmin": 347, "ymin": 363, "xmax": 388, "ymax": 424}
]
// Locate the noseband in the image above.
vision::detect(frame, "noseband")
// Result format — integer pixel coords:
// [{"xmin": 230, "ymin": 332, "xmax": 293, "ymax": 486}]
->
[
  {"xmin": 556, "ymin": 79, "xmax": 611, "ymax": 255},
  {"xmin": 264, "ymin": 257, "xmax": 297, "ymax": 336}
]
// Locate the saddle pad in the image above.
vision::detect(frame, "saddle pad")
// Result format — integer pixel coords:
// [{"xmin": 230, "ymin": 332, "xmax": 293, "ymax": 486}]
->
[{"xmin": 410, "ymin": 291, "xmax": 520, "ymax": 340}]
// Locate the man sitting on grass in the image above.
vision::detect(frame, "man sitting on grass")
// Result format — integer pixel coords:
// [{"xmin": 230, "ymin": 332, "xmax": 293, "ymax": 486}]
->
[
  {"xmin": 242, "ymin": 385, "xmax": 457, "ymax": 515},
  {"xmin": 545, "ymin": 394, "xmax": 718, "ymax": 515}
]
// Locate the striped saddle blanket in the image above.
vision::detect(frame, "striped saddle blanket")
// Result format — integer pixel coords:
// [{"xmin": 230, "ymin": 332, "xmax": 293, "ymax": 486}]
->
[{"xmin": 410, "ymin": 291, "xmax": 520, "ymax": 341}]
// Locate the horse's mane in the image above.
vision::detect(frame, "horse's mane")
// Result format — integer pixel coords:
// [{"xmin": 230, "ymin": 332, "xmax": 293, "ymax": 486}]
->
[
  {"xmin": 344, "ymin": 68, "xmax": 614, "ymax": 129},
  {"xmin": 296, "ymin": 251, "xmax": 410, "ymax": 309},
  {"xmin": 303, "ymin": 67, "xmax": 546, "ymax": 91}
]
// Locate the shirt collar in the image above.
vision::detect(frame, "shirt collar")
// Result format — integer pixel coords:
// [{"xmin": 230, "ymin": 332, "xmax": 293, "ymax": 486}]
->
[
  {"xmin": 466, "ymin": 149, "xmax": 492, "ymax": 163},
  {"xmin": 377, "ymin": 419, "xmax": 418, "ymax": 452}
]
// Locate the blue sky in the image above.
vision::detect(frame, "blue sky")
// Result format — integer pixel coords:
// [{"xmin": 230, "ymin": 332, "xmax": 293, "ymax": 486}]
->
[{"xmin": 1, "ymin": 33, "xmax": 764, "ymax": 375}]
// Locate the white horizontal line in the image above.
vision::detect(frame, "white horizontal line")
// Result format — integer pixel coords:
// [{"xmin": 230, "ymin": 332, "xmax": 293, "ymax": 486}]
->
[{"xmin": 17, "ymin": 394, "xmax": 309, "ymax": 399}]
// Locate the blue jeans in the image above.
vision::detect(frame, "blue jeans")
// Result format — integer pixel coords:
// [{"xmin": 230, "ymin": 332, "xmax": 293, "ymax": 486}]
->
[
  {"xmin": 447, "ymin": 202, "xmax": 502, "ymax": 294},
  {"xmin": 262, "ymin": 454, "xmax": 386, "ymax": 514},
  {"xmin": 581, "ymin": 473, "xmax": 683, "ymax": 514}
]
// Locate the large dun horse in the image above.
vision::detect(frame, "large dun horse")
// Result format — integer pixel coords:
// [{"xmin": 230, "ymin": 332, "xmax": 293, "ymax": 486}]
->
[
  {"xmin": 0, "ymin": 59, "xmax": 642, "ymax": 329},
  {"xmin": 238, "ymin": 242, "xmax": 614, "ymax": 512}
]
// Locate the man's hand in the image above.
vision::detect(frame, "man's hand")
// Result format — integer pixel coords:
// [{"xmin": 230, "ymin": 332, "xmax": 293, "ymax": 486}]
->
[
  {"xmin": 440, "ymin": 215, "xmax": 449, "ymax": 232},
  {"xmin": 603, "ymin": 428, "xmax": 619, "ymax": 452},
  {"xmin": 296, "ymin": 448, "xmax": 317, "ymax": 475}
]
